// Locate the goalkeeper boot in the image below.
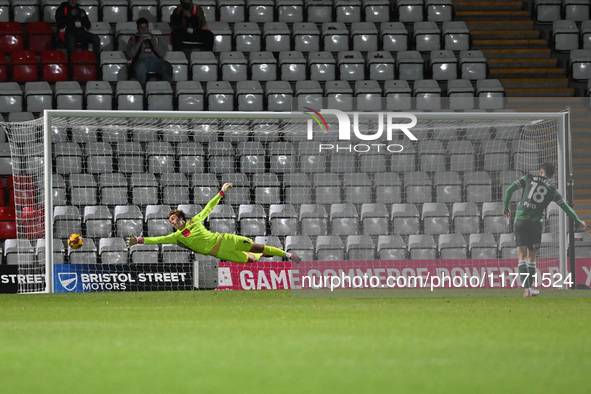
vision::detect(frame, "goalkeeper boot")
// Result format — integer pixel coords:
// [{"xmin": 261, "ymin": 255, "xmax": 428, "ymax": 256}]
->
[
  {"xmin": 523, "ymin": 288, "xmax": 540, "ymax": 298},
  {"xmin": 289, "ymin": 254, "xmax": 302, "ymax": 264}
]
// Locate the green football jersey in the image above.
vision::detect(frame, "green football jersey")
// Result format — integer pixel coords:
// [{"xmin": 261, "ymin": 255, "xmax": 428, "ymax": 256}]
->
[
  {"xmin": 504, "ymin": 173, "xmax": 583, "ymax": 226},
  {"xmin": 513, "ymin": 174, "xmax": 562, "ymax": 223}
]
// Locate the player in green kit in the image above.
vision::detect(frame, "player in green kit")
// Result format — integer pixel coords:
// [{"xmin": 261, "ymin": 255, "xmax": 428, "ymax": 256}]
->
[
  {"xmin": 503, "ymin": 163, "xmax": 586, "ymax": 297},
  {"xmin": 125, "ymin": 182, "xmax": 302, "ymax": 264}
]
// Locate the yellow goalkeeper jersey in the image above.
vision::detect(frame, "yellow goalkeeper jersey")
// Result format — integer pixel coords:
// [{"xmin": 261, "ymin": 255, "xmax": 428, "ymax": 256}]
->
[{"xmin": 142, "ymin": 193, "xmax": 223, "ymax": 255}]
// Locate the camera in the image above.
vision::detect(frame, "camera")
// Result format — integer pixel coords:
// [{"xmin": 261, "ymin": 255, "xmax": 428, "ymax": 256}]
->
[{"xmin": 181, "ymin": 2, "xmax": 191, "ymax": 10}]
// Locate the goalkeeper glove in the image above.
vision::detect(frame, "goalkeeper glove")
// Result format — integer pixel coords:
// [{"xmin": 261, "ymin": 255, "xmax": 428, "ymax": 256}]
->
[{"xmin": 126, "ymin": 233, "xmax": 139, "ymax": 248}]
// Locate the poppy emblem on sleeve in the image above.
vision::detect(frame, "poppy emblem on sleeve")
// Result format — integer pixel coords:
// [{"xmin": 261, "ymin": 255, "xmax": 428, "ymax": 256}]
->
[{"xmin": 181, "ymin": 228, "xmax": 191, "ymax": 237}]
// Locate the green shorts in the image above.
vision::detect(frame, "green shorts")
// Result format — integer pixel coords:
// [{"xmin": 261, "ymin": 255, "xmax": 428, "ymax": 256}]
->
[
  {"xmin": 216, "ymin": 233, "xmax": 254, "ymax": 264},
  {"xmin": 514, "ymin": 219, "xmax": 543, "ymax": 251}
]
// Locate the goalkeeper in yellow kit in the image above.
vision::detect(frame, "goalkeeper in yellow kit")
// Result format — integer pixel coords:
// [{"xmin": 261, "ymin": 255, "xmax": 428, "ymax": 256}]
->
[{"xmin": 125, "ymin": 182, "xmax": 302, "ymax": 264}]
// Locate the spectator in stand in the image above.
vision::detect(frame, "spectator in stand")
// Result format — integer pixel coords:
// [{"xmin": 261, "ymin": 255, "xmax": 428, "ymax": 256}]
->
[
  {"xmin": 55, "ymin": 0, "xmax": 101, "ymax": 61},
  {"xmin": 170, "ymin": 0, "xmax": 215, "ymax": 52},
  {"xmin": 126, "ymin": 18, "xmax": 174, "ymax": 90}
]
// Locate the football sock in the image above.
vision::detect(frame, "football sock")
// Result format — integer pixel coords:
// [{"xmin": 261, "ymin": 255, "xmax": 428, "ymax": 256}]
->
[
  {"xmin": 527, "ymin": 262, "xmax": 536, "ymax": 288},
  {"xmin": 518, "ymin": 261, "xmax": 529, "ymax": 288},
  {"xmin": 263, "ymin": 245, "xmax": 287, "ymax": 257}
]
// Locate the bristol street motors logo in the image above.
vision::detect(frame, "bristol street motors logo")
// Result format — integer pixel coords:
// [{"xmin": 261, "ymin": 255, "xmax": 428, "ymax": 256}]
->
[
  {"xmin": 304, "ymin": 108, "xmax": 418, "ymax": 153},
  {"xmin": 58, "ymin": 272, "xmax": 78, "ymax": 292}
]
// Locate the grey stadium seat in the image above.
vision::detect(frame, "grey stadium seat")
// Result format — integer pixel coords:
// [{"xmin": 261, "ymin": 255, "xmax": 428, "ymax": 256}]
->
[
  {"xmin": 404, "ymin": 171, "xmax": 433, "ymax": 204},
  {"xmin": 463, "ymin": 171, "xmax": 492, "ymax": 204},
  {"xmin": 316, "ymin": 235, "xmax": 345, "ymax": 261},
  {"xmin": 130, "ymin": 244, "xmax": 160, "ymax": 264},
  {"xmin": 285, "ymin": 235, "xmax": 315, "ymax": 262},
  {"xmin": 373, "ymin": 172, "xmax": 403, "ymax": 204},
  {"xmin": 360, "ymin": 203, "xmax": 389, "ymax": 236},
  {"xmin": 284, "ymin": 173, "xmax": 313, "ymax": 205},
  {"xmin": 377, "ymin": 235, "xmax": 407, "ymax": 260},
  {"xmin": 68, "ymin": 174, "xmax": 98, "ymax": 206},
  {"xmin": 54, "ymin": 206, "xmax": 82, "ymax": 239},
  {"xmin": 224, "ymin": 173, "xmax": 251, "ymax": 205},
  {"xmin": 452, "ymin": 202, "xmax": 480, "ymax": 235},
  {"xmin": 269, "ymin": 203, "xmax": 298, "ymax": 236},
  {"xmin": 84, "ymin": 205, "xmax": 113, "ymax": 238},
  {"xmin": 422, "ymin": 202, "xmax": 450, "ymax": 236},
  {"xmin": 330, "ymin": 203, "xmax": 359, "ymax": 236},
  {"xmin": 346, "ymin": 235, "xmax": 376, "ymax": 260},
  {"xmin": 68, "ymin": 237, "xmax": 98, "ymax": 264},
  {"xmin": 208, "ymin": 204, "xmax": 236, "ymax": 234},
  {"xmin": 469, "ymin": 233, "xmax": 497, "ymax": 259},
  {"xmin": 145, "ymin": 204, "xmax": 172, "ymax": 237},
  {"xmin": 114, "ymin": 205, "xmax": 143, "ymax": 238},
  {"xmin": 343, "ymin": 173, "xmax": 371, "ymax": 205},
  {"xmin": 498, "ymin": 233, "xmax": 517, "ymax": 258},
  {"xmin": 191, "ymin": 174, "xmax": 220, "ymax": 205},
  {"xmin": 390, "ymin": 203, "xmax": 420, "ymax": 237},
  {"xmin": 299, "ymin": 203, "xmax": 328, "ymax": 236},
  {"xmin": 130, "ymin": 173, "xmax": 159, "ymax": 206},
  {"xmin": 160, "ymin": 173, "xmax": 190, "ymax": 206},
  {"xmin": 438, "ymin": 233, "xmax": 468, "ymax": 259},
  {"xmin": 482, "ymin": 201, "xmax": 510, "ymax": 235},
  {"xmin": 313, "ymin": 173, "xmax": 342, "ymax": 205},
  {"xmin": 238, "ymin": 204, "xmax": 267, "ymax": 237},
  {"xmin": 408, "ymin": 234, "xmax": 437, "ymax": 260},
  {"xmin": 177, "ymin": 142, "xmax": 205, "ymax": 175},
  {"xmin": 434, "ymin": 171, "xmax": 462, "ymax": 204},
  {"xmin": 254, "ymin": 173, "xmax": 282, "ymax": 205},
  {"xmin": 99, "ymin": 237, "xmax": 128, "ymax": 264},
  {"xmin": 99, "ymin": 173, "xmax": 129, "ymax": 206}
]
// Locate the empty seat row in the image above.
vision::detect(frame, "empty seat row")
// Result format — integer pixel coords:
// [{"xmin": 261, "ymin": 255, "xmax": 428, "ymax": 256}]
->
[
  {"xmin": 0, "ymin": 50, "xmax": 96, "ymax": 84},
  {"xmin": 0, "ymin": 79, "xmax": 502, "ymax": 114},
  {"xmin": 552, "ymin": 19, "xmax": 591, "ymax": 51},
  {"xmin": 50, "ymin": 201, "xmax": 529, "ymax": 239},
  {"xmin": 49, "ymin": 136, "xmax": 534, "ymax": 176},
  {"xmin": 535, "ymin": 0, "xmax": 591, "ymax": 23},
  {"xmin": 0, "ymin": 0, "xmax": 453, "ymax": 25},
  {"xmin": 7, "ymin": 229, "xmax": 585, "ymax": 265},
  {"xmin": 48, "ymin": 170, "xmax": 525, "ymax": 207}
]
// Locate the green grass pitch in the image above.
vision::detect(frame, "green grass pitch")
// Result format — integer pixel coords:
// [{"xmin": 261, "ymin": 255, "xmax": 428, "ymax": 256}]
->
[{"xmin": 1, "ymin": 290, "xmax": 590, "ymax": 393}]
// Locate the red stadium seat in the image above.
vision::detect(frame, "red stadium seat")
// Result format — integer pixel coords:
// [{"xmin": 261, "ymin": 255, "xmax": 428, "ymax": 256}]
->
[
  {"xmin": 0, "ymin": 205, "xmax": 14, "ymax": 220},
  {"xmin": 0, "ymin": 54, "xmax": 7, "ymax": 82},
  {"xmin": 11, "ymin": 49, "xmax": 39, "ymax": 83},
  {"xmin": 7, "ymin": 175, "xmax": 36, "ymax": 207},
  {"xmin": 27, "ymin": 22, "xmax": 54, "ymax": 54},
  {"xmin": 70, "ymin": 51, "xmax": 97, "ymax": 82},
  {"xmin": 41, "ymin": 50, "xmax": 68, "ymax": 82},
  {"xmin": 20, "ymin": 206, "xmax": 44, "ymax": 239},
  {"xmin": 0, "ymin": 206, "xmax": 16, "ymax": 239},
  {"xmin": 0, "ymin": 22, "xmax": 24, "ymax": 53}
]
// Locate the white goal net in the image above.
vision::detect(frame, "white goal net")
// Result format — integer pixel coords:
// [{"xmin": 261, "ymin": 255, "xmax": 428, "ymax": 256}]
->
[{"xmin": 0, "ymin": 110, "xmax": 569, "ymax": 293}]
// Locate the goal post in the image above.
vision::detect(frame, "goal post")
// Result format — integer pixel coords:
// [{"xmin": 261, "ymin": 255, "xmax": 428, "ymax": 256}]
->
[{"xmin": 1, "ymin": 109, "xmax": 571, "ymax": 293}]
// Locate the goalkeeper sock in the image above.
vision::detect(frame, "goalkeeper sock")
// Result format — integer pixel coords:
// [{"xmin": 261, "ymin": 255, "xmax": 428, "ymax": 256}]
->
[
  {"xmin": 518, "ymin": 261, "xmax": 529, "ymax": 288},
  {"xmin": 263, "ymin": 245, "xmax": 286, "ymax": 257},
  {"xmin": 527, "ymin": 262, "xmax": 537, "ymax": 288}
]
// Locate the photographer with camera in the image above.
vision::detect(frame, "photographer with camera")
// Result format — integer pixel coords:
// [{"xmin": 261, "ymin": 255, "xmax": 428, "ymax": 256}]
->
[
  {"xmin": 126, "ymin": 18, "xmax": 173, "ymax": 90},
  {"xmin": 55, "ymin": 0, "xmax": 100, "ymax": 62},
  {"xmin": 170, "ymin": 0, "xmax": 214, "ymax": 52}
]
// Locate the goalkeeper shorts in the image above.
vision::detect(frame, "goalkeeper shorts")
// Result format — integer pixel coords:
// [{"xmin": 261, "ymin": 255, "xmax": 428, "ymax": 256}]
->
[
  {"xmin": 216, "ymin": 233, "xmax": 255, "ymax": 264},
  {"xmin": 514, "ymin": 219, "xmax": 542, "ymax": 251}
]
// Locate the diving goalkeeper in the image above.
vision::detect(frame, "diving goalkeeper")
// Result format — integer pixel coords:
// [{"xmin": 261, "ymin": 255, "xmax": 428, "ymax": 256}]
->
[{"xmin": 126, "ymin": 182, "xmax": 302, "ymax": 264}]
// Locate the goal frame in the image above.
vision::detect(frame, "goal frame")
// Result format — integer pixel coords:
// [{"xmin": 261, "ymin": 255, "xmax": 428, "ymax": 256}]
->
[{"xmin": 38, "ymin": 110, "xmax": 570, "ymax": 293}]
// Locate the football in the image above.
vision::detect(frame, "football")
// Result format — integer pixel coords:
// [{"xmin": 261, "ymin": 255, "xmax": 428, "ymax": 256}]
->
[{"xmin": 68, "ymin": 233, "xmax": 84, "ymax": 249}]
